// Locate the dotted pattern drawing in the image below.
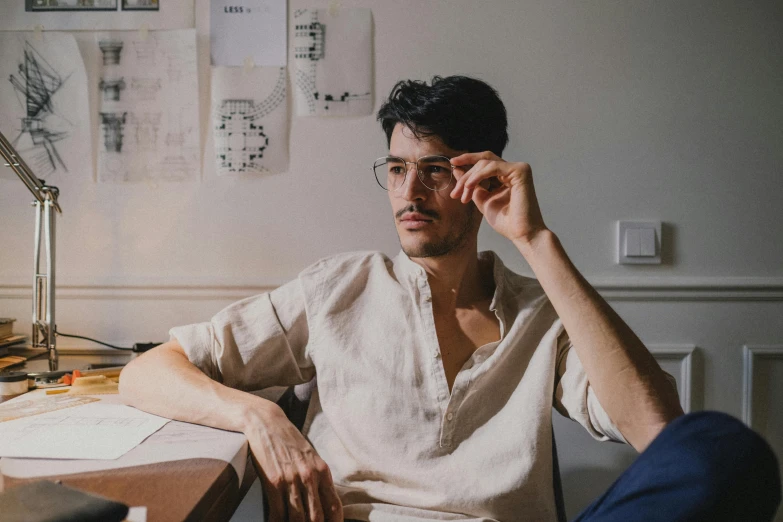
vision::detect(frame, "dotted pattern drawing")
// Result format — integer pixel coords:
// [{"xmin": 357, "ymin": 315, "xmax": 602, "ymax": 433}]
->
[
  {"xmin": 213, "ymin": 67, "xmax": 286, "ymax": 173},
  {"xmin": 292, "ymin": 9, "xmax": 371, "ymax": 116}
]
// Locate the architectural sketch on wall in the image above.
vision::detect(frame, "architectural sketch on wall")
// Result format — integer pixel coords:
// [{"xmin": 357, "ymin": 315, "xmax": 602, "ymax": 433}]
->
[
  {"xmin": 98, "ymin": 39, "xmax": 124, "ymax": 65},
  {"xmin": 211, "ymin": 66, "xmax": 288, "ymax": 175},
  {"xmin": 0, "ymin": 32, "xmax": 91, "ymax": 180},
  {"xmin": 95, "ymin": 29, "xmax": 199, "ymax": 183},
  {"xmin": 128, "ymin": 112, "xmax": 161, "ymax": 151},
  {"xmin": 292, "ymin": 8, "xmax": 373, "ymax": 117}
]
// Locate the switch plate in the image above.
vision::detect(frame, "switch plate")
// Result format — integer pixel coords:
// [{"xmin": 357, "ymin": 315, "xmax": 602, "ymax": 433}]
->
[{"xmin": 617, "ymin": 221, "xmax": 661, "ymax": 264}]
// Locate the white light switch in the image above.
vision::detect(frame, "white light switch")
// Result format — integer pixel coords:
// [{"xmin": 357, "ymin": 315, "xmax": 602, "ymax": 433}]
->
[
  {"xmin": 624, "ymin": 229, "xmax": 641, "ymax": 256},
  {"xmin": 639, "ymin": 228, "xmax": 656, "ymax": 256},
  {"xmin": 617, "ymin": 221, "xmax": 662, "ymax": 264}
]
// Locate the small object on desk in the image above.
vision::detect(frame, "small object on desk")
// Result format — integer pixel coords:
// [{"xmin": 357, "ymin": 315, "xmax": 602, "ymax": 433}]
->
[
  {"xmin": 0, "ymin": 317, "xmax": 16, "ymax": 338},
  {"xmin": 81, "ymin": 365, "xmax": 125, "ymax": 379},
  {"xmin": 26, "ymin": 370, "xmax": 71, "ymax": 389},
  {"xmin": 0, "ymin": 372, "xmax": 28, "ymax": 396},
  {"xmin": 0, "ymin": 395, "xmax": 100, "ymax": 422},
  {"xmin": 68, "ymin": 374, "xmax": 120, "ymax": 395},
  {"xmin": 0, "ymin": 335, "xmax": 28, "ymax": 354},
  {"xmin": 0, "ymin": 479, "xmax": 129, "ymax": 522},
  {"xmin": 45, "ymin": 388, "xmax": 70, "ymax": 395},
  {"xmin": 0, "ymin": 355, "xmax": 28, "ymax": 371}
]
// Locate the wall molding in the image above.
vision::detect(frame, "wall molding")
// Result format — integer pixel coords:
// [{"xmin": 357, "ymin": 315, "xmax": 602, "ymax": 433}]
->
[
  {"xmin": 742, "ymin": 345, "xmax": 783, "ymax": 427},
  {"xmin": 649, "ymin": 344, "xmax": 696, "ymax": 413},
  {"xmin": 2, "ymin": 277, "xmax": 783, "ymax": 302}
]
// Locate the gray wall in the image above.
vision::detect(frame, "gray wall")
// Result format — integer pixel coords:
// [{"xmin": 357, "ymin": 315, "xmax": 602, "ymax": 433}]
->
[{"xmin": 1, "ymin": 1, "xmax": 781, "ymax": 519}]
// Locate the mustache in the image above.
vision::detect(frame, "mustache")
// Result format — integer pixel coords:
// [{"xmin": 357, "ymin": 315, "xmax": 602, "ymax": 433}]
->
[{"xmin": 396, "ymin": 204, "xmax": 440, "ymax": 220}]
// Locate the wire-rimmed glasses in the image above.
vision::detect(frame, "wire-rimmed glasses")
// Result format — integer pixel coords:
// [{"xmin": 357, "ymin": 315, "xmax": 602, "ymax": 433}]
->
[{"xmin": 373, "ymin": 155, "xmax": 455, "ymax": 192}]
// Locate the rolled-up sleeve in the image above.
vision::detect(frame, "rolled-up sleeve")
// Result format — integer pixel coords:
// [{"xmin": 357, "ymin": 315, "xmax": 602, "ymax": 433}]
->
[
  {"xmin": 552, "ymin": 326, "xmax": 629, "ymax": 444},
  {"xmin": 169, "ymin": 276, "xmax": 315, "ymax": 391}
]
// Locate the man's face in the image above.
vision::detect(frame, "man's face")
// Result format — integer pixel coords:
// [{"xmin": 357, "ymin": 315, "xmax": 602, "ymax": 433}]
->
[{"xmin": 388, "ymin": 123, "xmax": 480, "ymax": 258}]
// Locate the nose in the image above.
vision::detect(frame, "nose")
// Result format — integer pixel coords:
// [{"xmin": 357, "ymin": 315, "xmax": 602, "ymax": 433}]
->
[{"xmin": 398, "ymin": 163, "xmax": 428, "ymax": 201}]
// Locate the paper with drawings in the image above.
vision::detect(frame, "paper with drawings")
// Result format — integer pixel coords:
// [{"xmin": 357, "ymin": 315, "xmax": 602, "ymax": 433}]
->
[
  {"xmin": 0, "ymin": 393, "xmax": 249, "ymax": 483},
  {"xmin": 210, "ymin": 0, "xmax": 287, "ymax": 67},
  {"xmin": 212, "ymin": 66, "xmax": 289, "ymax": 175},
  {"xmin": 0, "ymin": 402, "xmax": 169, "ymax": 460},
  {"xmin": 292, "ymin": 8, "xmax": 373, "ymax": 117},
  {"xmin": 0, "ymin": 32, "xmax": 92, "ymax": 182},
  {"xmin": 96, "ymin": 29, "xmax": 200, "ymax": 183}
]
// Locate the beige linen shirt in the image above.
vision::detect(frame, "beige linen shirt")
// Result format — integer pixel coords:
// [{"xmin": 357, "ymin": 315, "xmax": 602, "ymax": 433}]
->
[{"xmin": 171, "ymin": 250, "xmax": 649, "ymax": 522}]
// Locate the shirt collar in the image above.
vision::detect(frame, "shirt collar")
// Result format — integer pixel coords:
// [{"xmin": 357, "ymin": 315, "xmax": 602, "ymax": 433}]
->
[{"xmin": 393, "ymin": 249, "xmax": 507, "ymax": 313}]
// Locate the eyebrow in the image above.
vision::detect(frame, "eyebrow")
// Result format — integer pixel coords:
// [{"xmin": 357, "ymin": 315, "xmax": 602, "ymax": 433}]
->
[{"xmin": 386, "ymin": 153, "xmax": 454, "ymax": 160}]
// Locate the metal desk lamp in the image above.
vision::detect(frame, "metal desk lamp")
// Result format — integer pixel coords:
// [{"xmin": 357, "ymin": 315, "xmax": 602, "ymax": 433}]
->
[{"xmin": 0, "ymin": 130, "xmax": 61, "ymax": 371}]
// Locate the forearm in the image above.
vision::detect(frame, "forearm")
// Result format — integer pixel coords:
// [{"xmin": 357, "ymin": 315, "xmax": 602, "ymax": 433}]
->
[
  {"xmin": 119, "ymin": 340, "xmax": 281, "ymax": 434},
  {"xmin": 515, "ymin": 229, "xmax": 684, "ymax": 451}
]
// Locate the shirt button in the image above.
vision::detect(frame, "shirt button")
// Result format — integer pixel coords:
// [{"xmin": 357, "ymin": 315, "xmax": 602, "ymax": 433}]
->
[
  {"xmin": 447, "ymin": 413, "xmax": 453, "ymax": 421},
  {"xmin": 424, "ymin": 295, "xmax": 432, "ymax": 302}
]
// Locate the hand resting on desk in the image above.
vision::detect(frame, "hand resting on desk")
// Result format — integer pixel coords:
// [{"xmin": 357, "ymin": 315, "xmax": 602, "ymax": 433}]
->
[{"xmin": 119, "ymin": 340, "xmax": 344, "ymax": 522}]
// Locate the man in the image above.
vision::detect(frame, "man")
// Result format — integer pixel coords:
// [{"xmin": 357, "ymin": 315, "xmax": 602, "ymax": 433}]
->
[{"xmin": 120, "ymin": 76, "xmax": 781, "ymax": 522}]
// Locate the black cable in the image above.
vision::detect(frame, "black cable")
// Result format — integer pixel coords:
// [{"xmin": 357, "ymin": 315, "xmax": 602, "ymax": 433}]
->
[{"xmin": 54, "ymin": 329, "xmax": 133, "ymax": 351}]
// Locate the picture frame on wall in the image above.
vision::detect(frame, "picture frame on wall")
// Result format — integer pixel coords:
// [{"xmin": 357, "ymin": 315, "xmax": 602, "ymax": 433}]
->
[
  {"xmin": 27, "ymin": 0, "xmax": 118, "ymax": 11},
  {"xmin": 122, "ymin": 0, "xmax": 158, "ymax": 10}
]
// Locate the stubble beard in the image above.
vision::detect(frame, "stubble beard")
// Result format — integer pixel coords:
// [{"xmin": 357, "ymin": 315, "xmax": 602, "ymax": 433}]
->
[{"xmin": 400, "ymin": 208, "xmax": 478, "ymax": 259}]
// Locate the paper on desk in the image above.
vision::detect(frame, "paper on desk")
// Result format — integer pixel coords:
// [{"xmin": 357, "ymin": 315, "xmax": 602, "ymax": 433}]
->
[
  {"xmin": 0, "ymin": 402, "xmax": 169, "ymax": 460},
  {"xmin": 1, "ymin": 394, "xmax": 249, "ymax": 484}
]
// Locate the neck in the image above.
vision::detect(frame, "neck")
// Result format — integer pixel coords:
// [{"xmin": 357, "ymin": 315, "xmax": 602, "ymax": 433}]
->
[{"xmin": 409, "ymin": 239, "xmax": 494, "ymax": 309}]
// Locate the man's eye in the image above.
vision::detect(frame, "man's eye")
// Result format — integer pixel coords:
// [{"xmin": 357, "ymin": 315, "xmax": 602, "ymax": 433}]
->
[
  {"xmin": 389, "ymin": 166, "xmax": 404, "ymax": 174},
  {"xmin": 425, "ymin": 166, "xmax": 449, "ymax": 176}
]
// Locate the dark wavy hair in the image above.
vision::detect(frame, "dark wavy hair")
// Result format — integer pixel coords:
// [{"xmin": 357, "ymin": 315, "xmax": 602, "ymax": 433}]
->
[{"xmin": 376, "ymin": 75, "xmax": 509, "ymax": 157}]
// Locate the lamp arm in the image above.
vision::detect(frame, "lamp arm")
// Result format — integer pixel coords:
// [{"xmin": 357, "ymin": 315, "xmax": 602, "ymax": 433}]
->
[
  {"xmin": 0, "ymin": 129, "xmax": 63, "ymax": 370},
  {"xmin": 0, "ymin": 130, "xmax": 61, "ymax": 213}
]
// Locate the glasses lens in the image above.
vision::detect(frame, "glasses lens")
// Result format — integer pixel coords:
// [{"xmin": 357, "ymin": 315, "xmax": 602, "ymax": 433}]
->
[
  {"xmin": 374, "ymin": 157, "xmax": 406, "ymax": 191},
  {"xmin": 417, "ymin": 156, "xmax": 453, "ymax": 190}
]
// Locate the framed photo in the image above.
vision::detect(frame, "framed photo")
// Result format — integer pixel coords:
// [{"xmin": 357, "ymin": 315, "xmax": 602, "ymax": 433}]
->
[
  {"xmin": 122, "ymin": 0, "xmax": 158, "ymax": 10},
  {"xmin": 27, "ymin": 0, "xmax": 118, "ymax": 11}
]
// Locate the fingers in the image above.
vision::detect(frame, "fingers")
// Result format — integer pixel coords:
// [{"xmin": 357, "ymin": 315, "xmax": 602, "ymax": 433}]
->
[
  {"xmin": 451, "ymin": 160, "xmax": 504, "ymax": 203},
  {"xmin": 247, "ymin": 416, "xmax": 342, "ymax": 522},
  {"xmin": 286, "ymin": 473, "xmax": 307, "ymax": 522},
  {"xmin": 260, "ymin": 469, "xmax": 288, "ymax": 522},
  {"xmin": 317, "ymin": 461, "xmax": 344, "ymax": 522},
  {"xmin": 450, "ymin": 150, "xmax": 500, "ymax": 167},
  {"xmin": 297, "ymin": 455, "xmax": 328, "ymax": 522}
]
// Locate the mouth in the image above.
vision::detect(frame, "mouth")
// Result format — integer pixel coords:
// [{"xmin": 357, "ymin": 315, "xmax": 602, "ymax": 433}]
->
[
  {"xmin": 399, "ymin": 213, "xmax": 434, "ymax": 230},
  {"xmin": 401, "ymin": 219, "xmax": 433, "ymax": 230}
]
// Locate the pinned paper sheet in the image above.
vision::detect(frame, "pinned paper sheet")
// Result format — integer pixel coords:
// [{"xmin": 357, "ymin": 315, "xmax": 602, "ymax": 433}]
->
[
  {"xmin": 96, "ymin": 29, "xmax": 200, "ymax": 183},
  {"xmin": 0, "ymin": 32, "xmax": 92, "ymax": 181},
  {"xmin": 292, "ymin": 7, "xmax": 373, "ymax": 117},
  {"xmin": 210, "ymin": 0, "xmax": 286, "ymax": 67},
  {"xmin": 0, "ymin": 402, "xmax": 169, "ymax": 460},
  {"xmin": 211, "ymin": 66, "xmax": 289, "ymax": 174}
]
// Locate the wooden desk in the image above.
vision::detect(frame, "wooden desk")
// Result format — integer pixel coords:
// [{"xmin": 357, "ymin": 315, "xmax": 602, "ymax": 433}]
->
[
  {"xmin": 0, "ymin": 350, "xmax": 262, "ymax": 521},
  {"xmin": 2, "ymin": 456, "xmax": 258, "ymax": 522}
]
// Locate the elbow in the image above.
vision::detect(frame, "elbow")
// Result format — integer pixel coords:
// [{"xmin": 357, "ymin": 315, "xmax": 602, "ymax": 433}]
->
[
  {"xmin": 118, "ymin": 354, "xmax": 143, "ymax": 405},
  {"xmin": 626, "ymin": 407, "xmax": 686, "ymax": 453},
  {"xmin": 118, "ymin": 345, "xmax": 166, "ymax": 405}
]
